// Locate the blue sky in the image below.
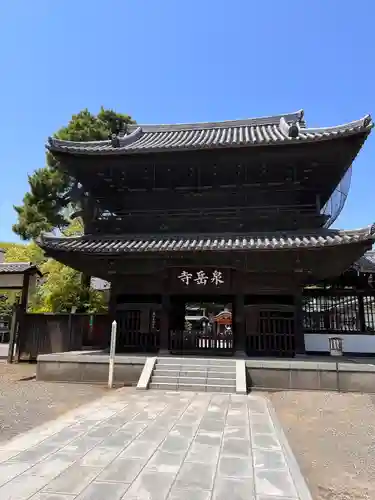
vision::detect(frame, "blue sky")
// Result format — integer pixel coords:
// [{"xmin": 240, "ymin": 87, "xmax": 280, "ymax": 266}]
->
[{"xmin": 0, "ymin": 0, "xmax": 374, "ymax": 242}]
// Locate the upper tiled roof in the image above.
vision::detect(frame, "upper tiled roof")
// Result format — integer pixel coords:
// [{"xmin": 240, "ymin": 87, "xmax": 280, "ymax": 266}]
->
[
  {"xmin": 38, "ymin": 225, "xmax": 375, "ymax": 255},
  {"xmin": 47, "ymin": 111, "xmax": 373, "ymax": 156},
  {"xmin": 0, "ymin": 262, "xmax": 40, "ymax": 274}
]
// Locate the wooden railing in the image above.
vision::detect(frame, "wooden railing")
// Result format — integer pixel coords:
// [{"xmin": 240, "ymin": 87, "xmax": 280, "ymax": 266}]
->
[
  {"xmin": 116, "ymin": 330, "xmax": 160, "ymax": 353},
  {"xmin": 169, "ymin": 330, "xmax": 234, "ymax": 355},
  {"xmin": 246, "ymin": 332, "xmax": 295, "ymax": 358},
  {"xmin": 246, "ymin": 307, "xmax": 295, "ymax": 358}
]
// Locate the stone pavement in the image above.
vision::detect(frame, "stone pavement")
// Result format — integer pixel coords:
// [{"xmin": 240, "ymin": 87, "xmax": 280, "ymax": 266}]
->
[{"xmin": 0, "ymin": 388, "xmax": 312, "ymax": 500}]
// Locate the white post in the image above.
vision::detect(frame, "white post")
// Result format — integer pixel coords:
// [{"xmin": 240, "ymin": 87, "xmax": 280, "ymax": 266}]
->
[{"xmin": 108, "ymin": 320, "xmax": 117, "ymax": 389}]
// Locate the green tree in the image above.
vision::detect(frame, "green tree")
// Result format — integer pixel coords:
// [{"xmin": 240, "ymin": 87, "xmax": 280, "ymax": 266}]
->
[
  {"xmin": 0, "ymin": 234, "xmax": 107, "ymax": 314},
  {"xmin": 29, "ymin": 219, "xmax": 107, "ymax": 313},
  {"xmin": 0, "ymin": 242, "xmax": 44, "ymax": 312},
  {"xmin": 13, "ymin": 107, "xmax": 135, "ymax": 240},
  {"xmin": 1, "ymin": 241, "xmax": 44, "ymax": 264},
  {"xmin": 10, "ymin": 107, "xmax": 129, "ymax": 312},
  {"xmin": 32, "ymin": 259, "xmax": 107, "ymax": 313}
]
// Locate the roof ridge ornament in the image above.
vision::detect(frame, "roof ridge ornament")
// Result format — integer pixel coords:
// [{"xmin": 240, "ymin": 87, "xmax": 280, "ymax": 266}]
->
[
  {"xmin": 111, "ymin": 134, "xmax": 120, "ymax": 148},
  {"xmin": 363, "ymin": 115, "xmax": 372, "ymax": 128},
  {"xmin": 109, "ymin": 118, "xmax": 128, "ymax": 148},
  {"xmin": 279, "ymin": 117, "xmax": 300, "ymax": 138},
  {"xmin": 289, "ymin": 121, "xmax": 300, "ymax": 138}
]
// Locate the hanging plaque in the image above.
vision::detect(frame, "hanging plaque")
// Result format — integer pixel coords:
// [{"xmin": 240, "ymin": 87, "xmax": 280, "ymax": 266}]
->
[{"xmin": 177, "ymin": 269, "xmax": 225, "ymax": 287}]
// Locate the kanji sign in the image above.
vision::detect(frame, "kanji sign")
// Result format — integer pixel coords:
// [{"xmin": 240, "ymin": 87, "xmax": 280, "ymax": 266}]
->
[{"xmin": 177, "ymin": 270, "xmax": 224, "ymax": 286}]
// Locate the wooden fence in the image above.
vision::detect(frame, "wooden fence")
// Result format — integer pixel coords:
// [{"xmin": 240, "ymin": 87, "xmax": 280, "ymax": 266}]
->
[
  {"xmin": 13, "ymin": 288, "xmax": 375, "ymax": 361},
  {"xmin": 17, "ymin": 313, "xmax": 110, "ymax": 361}
]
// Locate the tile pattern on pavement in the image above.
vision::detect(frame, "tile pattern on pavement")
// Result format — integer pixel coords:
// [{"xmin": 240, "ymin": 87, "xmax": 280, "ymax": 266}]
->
[{"xmin": 0, "ymin": 388, "xmax": 311, "ymax": 500}]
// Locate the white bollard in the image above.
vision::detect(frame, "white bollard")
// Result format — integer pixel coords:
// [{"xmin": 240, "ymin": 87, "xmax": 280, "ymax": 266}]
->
[{"xmin": 108, "ymin": 320, "xmax": 117, "ymax": 389}]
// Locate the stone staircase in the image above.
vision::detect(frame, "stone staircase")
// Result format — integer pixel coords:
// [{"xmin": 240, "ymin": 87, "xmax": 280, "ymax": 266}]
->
[{"xmin": 149, "ymin": 357, "xmax": 237, "ymax": 393}]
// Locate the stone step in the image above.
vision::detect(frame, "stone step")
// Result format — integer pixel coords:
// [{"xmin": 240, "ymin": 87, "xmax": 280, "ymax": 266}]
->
[
  {"xmin": 204, "ymin": 384, "xmax": 236, "ymax": 393},
  {"xmin": 152, "ymin": 369, "xmax": 181, "ymax": 377},
  {"xmin": 206, "ymin": 375, "xmax": 236, "ymax": 384},
  {"xmin": 149, "ymin": 382, "xmax": 236, "ymax": 393},
  {"xmin": 178, "ymin": 383, "xmax": 236, "ymax": 393},
  {"xmin": 155, "ymin": 363, "xmax": 236, "ymax": 373},
  {"xmin": 157, "ymin": 357, "xmax": 235, "ymax": 367},
  {"xmin": 152, "ymin": 375, "xmax": 236, "ymax": 386},
  {"xmin": 181, "ymin": 370, "xmax": 236, "ymax": 379},
  {"xmin": 148, "ymin": 357, "xmax": 239, "ymax": 395},
  {"xmin": 153, "ymin": 368, "xmax": 236, "ymax": 379}
]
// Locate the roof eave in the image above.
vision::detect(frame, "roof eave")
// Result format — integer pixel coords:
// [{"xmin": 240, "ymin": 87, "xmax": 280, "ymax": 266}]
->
[
  {"xmin": 37, "ymin": 225, "xmax": 375, "ymax": 255},
  {"xmin": 46, "ymin": 126, "xmax": 372, "ymax": 156},
  {"xmin": 45, "ymin": 112, "xmax": 372, "ymax": 156},
  {"xmin": 0, "ymin": 264, "xmax": 42, "ymax": 276}
]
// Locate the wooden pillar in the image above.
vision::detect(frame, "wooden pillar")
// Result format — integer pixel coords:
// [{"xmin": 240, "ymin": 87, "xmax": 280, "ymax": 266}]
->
[
  {"xmin": 358, "ymin": 293, "xmax": 366, "ymax": 332},
  {"xmin": 14, "ymin": 272, "xmax": 30, "ymax": 362},
  {"xmin": 20, "ymin": 272, "xmax": 30, "ymax": 310},
  {"xmin": 81, "ymin": 274, "xmax": 91, "ymax": 288},
  {"xmin": 7, "ymin": 301, "xmax": 20, "ymax": 364},
  {"xmin": 234, "ymin": 294, "xmax": 246, "ymax": 356},
  {"xmin": 169, "ymin": 298, "xmax": 185, "ymax": 331},
  {"xmin": 108, "ymin": 289, "xmax": 117, "ymax": 321},
  {"xmin": 294, "ymin": 290, "xmax": 306, "ymax": 355},
  {"xmin": 159, "ymin": 294, "xmax": 170, "ymax": 353}
]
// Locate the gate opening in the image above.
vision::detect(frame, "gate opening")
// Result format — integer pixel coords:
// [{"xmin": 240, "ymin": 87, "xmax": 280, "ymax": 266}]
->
[{"xmin": 169, "ymin": 295, "xmax": 234, "ymax": 355}]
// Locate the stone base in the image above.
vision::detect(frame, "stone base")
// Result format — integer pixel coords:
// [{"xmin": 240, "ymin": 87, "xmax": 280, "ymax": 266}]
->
[
  {"xmin": 35, "ymin": 351, "xmax": 375, "ymax": 394},
  {"xmin": 36, "ymin": 352, "xmax": 147, "ymax": 386},
  {"xmin": 246, "ymin": 359, "xmax": 375, "ymax": 393}
]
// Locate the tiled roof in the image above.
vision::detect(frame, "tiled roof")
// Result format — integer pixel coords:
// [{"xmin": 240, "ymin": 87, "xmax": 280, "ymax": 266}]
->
[
  {"xmin": 0, "ymin": 262, "xmax": 40, "ymax": 274},
  {"xmin": 90, "ymin": 277, "xmax": 111, "ymax": 291},
  {"xmin": 353, "ymin": 251, "xmax": 375, "ymax": 273},
  {"xmin": 46, "ymin": 111, "xmax": 373, "ymax": 155},
  {"xmin": 39, "ymin": 226, "xmax": 375, "ymax": 255}
]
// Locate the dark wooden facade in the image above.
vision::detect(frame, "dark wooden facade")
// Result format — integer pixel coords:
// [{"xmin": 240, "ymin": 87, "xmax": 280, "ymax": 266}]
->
[{"xmin": 38, "ymin": 110, "xmax": 374, "ymax": 357}]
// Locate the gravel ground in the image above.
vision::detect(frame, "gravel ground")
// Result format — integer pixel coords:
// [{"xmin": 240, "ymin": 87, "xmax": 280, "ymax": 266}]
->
[
  {"xmin": 265, "ymin": 390, "xmax": 375, "ymax": 500},
  {"xmin": 0, "ymin": 361, "xmax": 107, "ymax": 443}
]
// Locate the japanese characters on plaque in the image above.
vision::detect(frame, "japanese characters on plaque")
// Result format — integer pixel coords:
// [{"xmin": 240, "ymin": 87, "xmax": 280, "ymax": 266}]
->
[{"xmin": 177, "ymin": 270, "xmax": 224, "ymax": 287}]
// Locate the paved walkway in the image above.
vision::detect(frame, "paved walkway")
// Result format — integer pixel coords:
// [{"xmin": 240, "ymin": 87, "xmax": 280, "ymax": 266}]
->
[{"xmin": 0, "ymin": 389, "xmax": 311, "ymax": 500}]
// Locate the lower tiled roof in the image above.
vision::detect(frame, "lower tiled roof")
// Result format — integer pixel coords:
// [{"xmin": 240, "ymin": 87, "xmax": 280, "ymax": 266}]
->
[
  {"xmin": 353, "ymin": 251, "xmax": 375, "ymax": 273},
  {"xmin": 90, "ymin": 277, "xmax": 111, "ymax": 290},
  {"xmin": 39, "ymin": 226, "xmax": 375, "ymax": 254},
  {"xmin": 0, "ymin": 262, "xmax": 40, "ymax": 274}
]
